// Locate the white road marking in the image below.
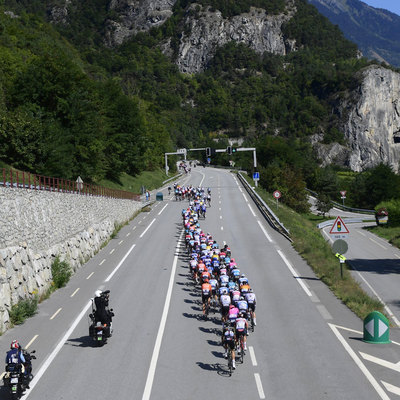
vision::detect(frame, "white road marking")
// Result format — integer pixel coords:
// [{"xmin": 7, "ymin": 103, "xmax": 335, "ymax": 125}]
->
[
  {"xmin": 126, "ymin": 232, "xmax": 131, "ymax": 237},
  {"xmin": 25, "ymin": 335, "xmax": 38, "ymax": 349},
  {"xmin": 357, "ymin": 230, "xmax": 366, "ymax": 237},
  {"xmin": 140, "ymin": 218, "xmax": 156, "ymax": 238},
  {"xmin": 143, "ymin": 216, "xmax": 147, "ymax": 220},
  {"xmin": 316, "ymin": 304, "xmax": 333, "ymax": 320},
  {"xmin": 219, "ymin": 200, "xmax": 221, "ymax": 204},
  {"xmin": 199, "ymin": 172, "xmax": 205, "ymax": 187},
  {"xmin": 105, "ymin": 243, "xmax": 136, "ymax": 282},
  {"xmin": 248, "ymin": 204, "xmax": 256, "ymax": 217},
  {"xmin": 221, "ymin": 226, "xmax": 224, "ymax": 231},
  {"xmin": 249, "ymin": 346, "xmax": 257, "ymax": 366},
  {"xmin": 328, "ymin": 323, "xmax": 390, "ymax": 400},
  {"xmin": 118, "ymin": 240, "xmax": 123, "ymax": 245},
  {"xmin": 158, "ymin": 203, "xmax": 168, "ymax": 215},
  {"xmin": 382, "ymin": 381, "xmax": 400, "ymax": 396},
  {"xmin": 132, "ymin": 226, "xmax": 137, "ymax": 231},
  {"xmin": 360, "ymin": 352, "xmax": 400, "ymax": 373},
  {"xmin": 242, "ymin": 192, "xmax": 248, "ymax": 202},
  {"xmin": 99, "ymin": 259, "xmax": 105, "ymax": 266},
  {"xmin": 142, "ymin": 232, "xmax": 183, "ymax": 400},
  {"xmin": 370, "ymin": 237, "xmax": 387, "ymax": 250},
  {"xmin": 352, "ymin": 265, "xmax": 400, "ymax": 327},
  {"xmin": 22, "ymin": 301, "xmax": 92, "ymax": 399},
  {"xmin": 257, "ymin": 220, "xmax": 273, "ymax": 243},
  {"xmin": 110, "ymin": 249, "xmax": 115, "ymax": 255},
  {"xmin": 395, "ymin": 254, "xmax": 400, "ymax": 259},
  {"xmin": 239, "ymin": 187, "xmax": 243, "ymax": 193},
  {"xmin": 86, "ymin": 272, "xmax": 94, "ymax": 280},
  {"xmin": 254, "ymin": 373, "xmax": 266, "ymax": 399},
  {"xmin": 219, "ymin": 207, "xmax": 221, "ymax": 211},
  {"xmin": 0, "ymin": 372, "xmax": 5, "ymax": 380},
  {"xmin": 277, "ymin": 250, "xmax": 312, "ymax": 297},
  {"xmin": 50, "ymin": 308, "xmax": 62, "ymax": 320},
  {"xmin": 70, "ymin": 288, "xmax": 80, "ymax": 297},
  {"xmin": 220, "ymin": 216, "xmax": 222, "ymax": 219}
]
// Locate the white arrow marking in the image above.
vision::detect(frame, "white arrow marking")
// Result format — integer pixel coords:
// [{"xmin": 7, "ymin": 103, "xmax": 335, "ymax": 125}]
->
[
  {"xmin": 360, "ymin": 352, "xmax": 400, "ymax": 373},
  {"xmin": 382, "ymin": 381, "xmax": 400, "ymax": 396},
  {"xmin": 365, "ymin": 319, "xmax": 374, "ymax": 337},
  {"xmin": 379, "ymin": 319, "xmax": 388, "ymax": 337}
]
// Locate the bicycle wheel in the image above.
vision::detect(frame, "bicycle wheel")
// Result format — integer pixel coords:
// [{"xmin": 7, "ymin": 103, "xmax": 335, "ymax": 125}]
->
[{"xmin": 228, "ymin": 353, "xmax": 232, "ymax": 376}]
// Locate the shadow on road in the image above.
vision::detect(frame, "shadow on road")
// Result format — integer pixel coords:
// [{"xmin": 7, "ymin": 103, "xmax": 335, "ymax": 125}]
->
[
  {"xmin": 350, "ymin": 258, "xmax": 400, "ymax": 275},
  {"xmin": 67, "ymin": 335, "xmax": 96, "ymax": 348}
]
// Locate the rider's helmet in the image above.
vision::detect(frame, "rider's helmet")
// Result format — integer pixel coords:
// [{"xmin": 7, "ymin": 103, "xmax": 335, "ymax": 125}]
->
[
  {"xmin": 203, "ymin": 277, "xmax": 209, "ymax": 283},
  {"xmin": 248, "ymin": 288, "xmax": 253, "ymax": 293},
  {"xmin": 10, "ymin": 340, "xmax": 20, "ymax": 349},
  {"xmin": 240, "ymin": 296, "xmax": 244, "ymax": 300},
  {"xmin": 229, "ymin": 304, "xmax": 234, "ymax": 309},
  {"xmin": 239, "ymin": 312, "xmax": 245, "ymax": 318},
  {"xmin": 241, "ymin": 274, "xmax": 246, "ymax": 278},
  {"xmin": 95, "ymin": 290, "xmax": 102, "ymax": 298}
]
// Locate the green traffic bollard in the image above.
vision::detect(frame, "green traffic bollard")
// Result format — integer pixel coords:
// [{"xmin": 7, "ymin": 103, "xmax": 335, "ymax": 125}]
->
[{"xmin": 363, "ymin": 311, "xmax": 390, "ymax": 344}]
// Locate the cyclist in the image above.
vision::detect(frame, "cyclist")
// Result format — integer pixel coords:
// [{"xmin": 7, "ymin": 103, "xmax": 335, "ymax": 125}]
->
[
  {"xmin": 201, "ymin": 278, "xmax": 212, "ymax": 315},
  {"xmin": 237, "ymin": 296, "xmax": 249, "ymax": 319},
  {"xmin": 245, "ymin": 288, "xmax": 257, "ymax": 326},
  {"xmin": 228, "ymin": 303, "xmax": 239, "ymax": 325},
  {"xmin": 220, "ymin": 291, "xmax": 232, "ymax": 324},
  {"xmin": 222, "ymin": 324, "xmax": 236, "ymax": 369},
  {"xmin": 235, "ymin": 312, "xmax": 248, "ymax": 352}
]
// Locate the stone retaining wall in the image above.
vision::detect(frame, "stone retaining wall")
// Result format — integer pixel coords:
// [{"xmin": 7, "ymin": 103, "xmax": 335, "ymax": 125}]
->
[{"xmin": 0, "ymin": 187, "xmax": 142, "ymax": 332}]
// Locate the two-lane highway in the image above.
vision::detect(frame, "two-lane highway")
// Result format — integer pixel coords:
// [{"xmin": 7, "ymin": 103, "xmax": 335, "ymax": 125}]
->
[{"xmin": 0, "ymin": 167, "xmax": 391, "ymax": 399}]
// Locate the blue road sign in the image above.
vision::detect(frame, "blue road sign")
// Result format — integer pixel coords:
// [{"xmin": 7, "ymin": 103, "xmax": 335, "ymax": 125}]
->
[
  {"xmin": 207, "ymin": 157, "xmax": 211, "ymax": 164},
  {"xmin": 253, "ymin": 172, "xmax": 260, "ymax": 180}
]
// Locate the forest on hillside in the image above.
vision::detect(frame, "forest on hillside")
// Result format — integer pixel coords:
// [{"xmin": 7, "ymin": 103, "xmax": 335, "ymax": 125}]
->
[{"xmin": 0, "ymin": 0, "xmax": 397, "ymax": 210}]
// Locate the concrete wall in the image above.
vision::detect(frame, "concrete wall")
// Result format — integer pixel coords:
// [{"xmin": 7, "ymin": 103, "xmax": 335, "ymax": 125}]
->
[{"xmin": 0, "ymin": 187, "xmax": 142, "ymax": 332}]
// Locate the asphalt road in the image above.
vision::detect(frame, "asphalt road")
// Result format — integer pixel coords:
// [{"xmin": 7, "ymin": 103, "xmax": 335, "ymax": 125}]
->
[{"xmin": 1, "ymin": 167, "xmax": 397, "ymax": 399}]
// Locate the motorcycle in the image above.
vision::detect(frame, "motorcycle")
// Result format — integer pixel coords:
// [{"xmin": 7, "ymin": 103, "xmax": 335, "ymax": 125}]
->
[
  {"xmin": 89, "ymin": 295, "xmax": 113, "ymax": 346},
  {"xmin": 3, "ymin": 349, "xmax": 36, "ymax": 399}
]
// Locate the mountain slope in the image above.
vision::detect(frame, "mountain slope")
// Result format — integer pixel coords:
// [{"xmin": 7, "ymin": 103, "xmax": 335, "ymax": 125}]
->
[{"xmin": 308, "ymin": 0, "xmax": 400, "ymax": 67}]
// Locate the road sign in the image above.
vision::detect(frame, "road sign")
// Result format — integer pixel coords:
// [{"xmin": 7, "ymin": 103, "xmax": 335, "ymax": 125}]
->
[
  {"xmin": 273, "ymin": 190, "xmax": 281, "ymax": 199},
  {"xmin": 177, "ymin": 148, "xmax": 186, "ymax": 154},
  {"xmin": 333, "ymin": 240, "xmax": 348, "ymax": 255},
  {"xmin": 329, "ymin": 216, "xmax": 349, "ymax": 240},
  {"xmin": 363, "ymin": 311, "xmax": 390, "ymax": 344},
  {"xmin": 340, "ymin": 190, "xmax": 347, "ymax": 197},
  {"xmin": 253, "ymin": 172, "xmax": 260, "ymax": 180},
  {"xmin": 207, "ymin": 157, "xmax": 211, "ymax": 164}
]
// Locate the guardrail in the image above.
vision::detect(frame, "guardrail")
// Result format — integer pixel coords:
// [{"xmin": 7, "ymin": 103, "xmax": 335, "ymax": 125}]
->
[
  {"xmin": 1, "ymin": 168, "xmax": 140, "ymax": 201},
  {"xmin": 237, "ymin": 172, "xmax": 292, "ymax": 242},
  {"xmin": 162, "ymin": 173, "xmax": 183, "ymax": 185},
  {"xmin": 317, "ymin": 218, "xmax": 374, "ymax": 229}
]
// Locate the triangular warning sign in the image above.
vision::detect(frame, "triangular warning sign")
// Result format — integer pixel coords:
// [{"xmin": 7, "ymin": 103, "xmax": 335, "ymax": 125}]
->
[{"xmin": 329, "ymin": 216, "xmax": 349, "ymax": 234}]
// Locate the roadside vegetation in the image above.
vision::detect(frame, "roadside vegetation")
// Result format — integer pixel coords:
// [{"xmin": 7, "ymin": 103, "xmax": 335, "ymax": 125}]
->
[{"xmin": 241, "ymin": 173, "xmax": 384, "ymax": 320}]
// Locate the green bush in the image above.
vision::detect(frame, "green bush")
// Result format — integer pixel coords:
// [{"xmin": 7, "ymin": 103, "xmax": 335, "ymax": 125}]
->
[
  {"xmin": 9, "ymin": 297, "xmax": 38, "ymax": 325},
  {"xmin": 51, "ymin": 256, "xmax": 72, "ymax": 288}
]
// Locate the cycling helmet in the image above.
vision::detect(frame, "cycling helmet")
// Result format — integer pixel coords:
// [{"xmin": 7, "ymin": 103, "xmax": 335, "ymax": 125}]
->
[
  {"xmin": 248, "ymin": 288, "xmax": 253, "ymax": 293},
  {"xmin": 203, "ymin": 278, "xmax": 209, "ymax": 283},
  {"xmin": 241, "ymin": 274, "xmax": 246, "ymax": 278},
  {"xmin": 240, "ymin": 296, "xmax": 244, "ymax": 300},
  {"xmin": 229, "ymin": 304, "xmax": 234, "ymax": 309},
  {"xmin": 239, "ymin": 312, "xmax": 245, "ymax": 317},
  {"xmin": 10, "ymin": 340, "xmax": 20, "ymax": 349},
  {"xmin": 95, "ymin": 290, "xmax": 102, "ymax": 298}
]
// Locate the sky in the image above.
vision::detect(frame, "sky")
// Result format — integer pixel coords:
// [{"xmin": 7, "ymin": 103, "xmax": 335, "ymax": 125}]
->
[{"xmin": 362, "ymin": 0, "xmax": 400, "ymax": 16}]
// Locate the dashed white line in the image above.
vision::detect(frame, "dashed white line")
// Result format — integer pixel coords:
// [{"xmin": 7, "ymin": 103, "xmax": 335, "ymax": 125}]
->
[
  {"xmin": 257, "ymin": 220, "xmax": 273, "ymax": 243},
  {"xmin": 248, "ymin": 204, "xmax": 256, "ymax": 217},
  {"xmin": 110, "ymin": 249, "xmax": 115, "ymax": 255},
  {"xmin": 140, "ymin": 218, "xmax": 156, "ymax": 238},
  {"xmin": 50, "ymin": 308, "xmax": 62, "ymax": 320},
  {"xmin": 254, "ymin": 373, "xmax": 266, "ymax": 399},
  {"xmin": 249, "ymin": 346, "xmax": 258, "ymax": 366},
  {"xmin": 86, "ymin": 272, "xmax": 94, "ymax": 280},
  {"xmin": 70, "ymin": 288, "xmax": 80, "ymax": 297},
  {"xmin": 26, "ymin": 335, "xmax": 39, "ymax": 349},
  {"xmin": 395, "ymin": 254, "xmax": 400, "ymax": 259},
  {"xmin": 277, "ymin": 250, "xmax": 312, "ymax": 297},
  {"xmin": 242, "ymin": 193, "xmax": 248, "ymax": 202},
  {"xmin": 158, "ymin": 203, "xmax": 168, "ymax": 215},
  {"xmin": 132, "ymin": 226, "xmax": 137, "ymax": 231},
  {"xmin": 220, "ymin": 216, "xmax": 222, "ymax": 219},
  {"xmin": 126, "ymin": 232, "xmax": 131, "ymax": 237},
  {"xmin": 357, "ymin": 230, "xmax": 366, "ymax": 237},
  {"xmin": 369, "ymin": 237, "xmax": 387, "ymax": 250},
  {"xmin": 118, "ymin": 240, "xmax": 124, "ymax": 245},
  {"xmin": 142, "ymin": 232, "xmax": 183, "ymax": 400},
  {"xmin": 219, "ymin": 200, "xmax": 221, "ymax": 204},
  {"xmin": 105, "ymin": 243, "xmax": 136, "ymax": 282},
  {"xmin": 221, "ymin": 226, "xmax": 224, "ymax": 231},
  {"xmin": 99, "ymin": 259, "xmax": 105, "ymax": 266}
]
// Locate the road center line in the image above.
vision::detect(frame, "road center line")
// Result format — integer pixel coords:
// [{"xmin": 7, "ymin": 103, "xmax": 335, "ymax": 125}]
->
[
  {"xmin": 277, "ymin": 250, "xmax": 312, "ymax": 297},
  {"xmin": 50, "ymin": 308, "xmax": 62, "ymax": 320},
  {"xmin": 118, "ymin": 240, "xmax": 124, "ymax": 245},
  {"xmin": 254, "ymin": 373, "xmax": 266, "ymax": 399},
  {"xmin": 328, "ymin": 323, "xmax": 390, "ymax": 400},
  {"xmin": 105, "ymin": 243, "xmax": 136, "ymax": 282},
  {"xmin": 70, "ymin": 288, "xmax": 80, "ymax": 297},
  {"xmin": 25, "ymin": 335, "xmax": 39, "ymax": 349},
  {"xmin": 369, "ymin": 237, "xmax": 387, "ymax": 249},
  {"xmin": 86, "ymin": 272, "xmax": 94, "ymax": 280},
  {"xmin": 158, "ymin": 203, "xmax": 168, "ymax": 215},
  {"xmin": 140, "ymin": 218, "xmax": 156, "ymax": 238},
  {"xmin": 242, "ymin": 192, "xmax": 248, "ymax": 202},
  {"xmin": 99, "ymin": 259, "xmax": 105, "ymax": 266},
  {"xmin": 23, "ymin": 301, "xmax": 92, "ymax": 399},
  {"xmin": 110, "ymin": 249, "xmax": 115, "ymax": 255},
  {"xmin": 142, "ymin": 231, "xmax": 183, "ymax": 400},
  {"xmin": 249, "ymin": 346, "xmax": 258, "ymax": 366}
]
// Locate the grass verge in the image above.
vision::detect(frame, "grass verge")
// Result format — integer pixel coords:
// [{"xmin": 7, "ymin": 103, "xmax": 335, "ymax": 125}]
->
[
  {"xmin": 365, "ymin": 225, "xmax": 400, "ymax": 249},
  {"xmin": 241, "ymin": 173, "xmax": 384, "ymax": 320}
]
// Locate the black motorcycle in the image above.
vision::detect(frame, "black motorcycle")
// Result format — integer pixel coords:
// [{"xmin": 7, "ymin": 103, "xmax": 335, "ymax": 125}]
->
[
  {"xmin": 89, "ymin": 294, "xmax": 113, "ymax": 346},
  {"xmin": 3, "ymin": 349, "xmax": 36, "ymax": 399}
]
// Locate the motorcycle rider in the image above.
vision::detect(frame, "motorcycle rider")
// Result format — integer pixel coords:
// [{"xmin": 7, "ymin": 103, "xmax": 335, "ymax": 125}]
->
[
  {"xmin": 5, "ymin": 340, "xmax": 30, "ymax": 388},
  {"xmin": 93, "ymin": 290, "xmax": 114, "ymax": 336}
]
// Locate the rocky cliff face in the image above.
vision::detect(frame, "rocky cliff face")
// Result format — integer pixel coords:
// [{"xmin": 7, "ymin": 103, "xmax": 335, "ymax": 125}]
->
[
  {"xmin": 105, "ymin": 0, "xmax": 177, "ymax": 46},
  {"xmin": 315, "ymin": 65, "xmax": 400, "ymax": 172},
  {"xmin": 163, "ymin": 3, "xmax": 296, "ymax": 74}
]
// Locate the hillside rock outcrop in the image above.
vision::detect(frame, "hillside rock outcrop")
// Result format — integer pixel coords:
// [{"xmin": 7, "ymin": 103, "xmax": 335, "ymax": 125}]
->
[{"xmin": 315, "ymin": 66, "xmax": 400, "ymax": 172}]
